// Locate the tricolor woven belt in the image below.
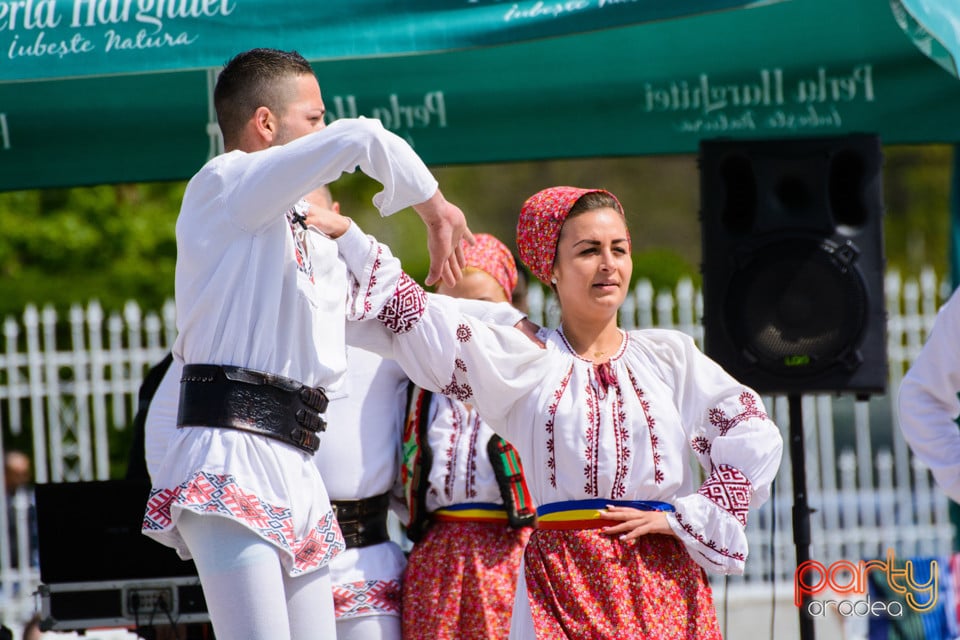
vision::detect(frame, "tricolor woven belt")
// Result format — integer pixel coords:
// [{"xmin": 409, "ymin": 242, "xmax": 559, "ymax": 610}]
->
[
  {"xmin": 536, "ymin": 499, "xmax": 674, "ymax": 530},
  {"xmin": 433, "ymin": 502, "xmax": 510, "ymax": 525}
]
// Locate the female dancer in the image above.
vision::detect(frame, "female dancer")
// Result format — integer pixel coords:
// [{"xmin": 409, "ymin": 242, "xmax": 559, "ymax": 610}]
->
[
  {"xmin": 401, "ymin": 233, "xmax": 535, "ymax": 639},
  {"xmin": 330, "ymin": 186, "xmax": 783, "ymax": 638}
]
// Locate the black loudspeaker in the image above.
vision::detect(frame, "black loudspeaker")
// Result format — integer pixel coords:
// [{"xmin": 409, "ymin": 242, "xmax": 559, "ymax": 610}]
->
[
  {"xmin": 699, "ymin": 134, "xmax": 887, "ymax": 396},
  {"xmin": 36, "ymin": 479, "xmax": 200, "ymax": 583}
]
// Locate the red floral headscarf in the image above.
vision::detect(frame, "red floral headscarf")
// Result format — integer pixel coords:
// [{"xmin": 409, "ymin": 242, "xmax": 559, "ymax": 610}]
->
[
  {"xmin": 461, "ymin": 232, "xmax": 518, "ymax": 299},
  {"xmin": 516, "ymin": 186, "xmax": 625, "ymax": 285}
]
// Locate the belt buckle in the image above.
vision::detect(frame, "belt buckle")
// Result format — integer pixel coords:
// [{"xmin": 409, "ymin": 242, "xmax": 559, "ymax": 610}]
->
[
  {"xmin": 300, "ymin": 386, "xmax": 329, "ymax": 413},
  {"xmin": 333, "ymin": 502, "xmax": 359, "ymax": 521},
  {"xmin": 290, "ymin": 428, "xmax": 318, "ymax": 453},
  {"xmin": 295, "ymin": 408, "xmax": 326, "ymax": 433}
]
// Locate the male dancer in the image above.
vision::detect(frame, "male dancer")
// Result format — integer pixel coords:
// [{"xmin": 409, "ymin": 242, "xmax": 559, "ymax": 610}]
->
[{"xmin": 142, "ymin": 48, "xmax": 470, "ymax": 639}]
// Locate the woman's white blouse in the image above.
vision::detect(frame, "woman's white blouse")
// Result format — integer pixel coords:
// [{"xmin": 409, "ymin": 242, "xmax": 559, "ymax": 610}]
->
[
  {"xmin": 422, "ymin": 394, "xmax": 507, "ymax": 512},
  {"xmin": 340, "ymin": 224, "xmax": 784, "ymax": 575}
]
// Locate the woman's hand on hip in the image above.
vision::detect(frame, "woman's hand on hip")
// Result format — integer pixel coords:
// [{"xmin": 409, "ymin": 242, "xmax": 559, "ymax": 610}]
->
[{"xmin": 600, "ymin": 506, "xmax": 676, "ymax": 542}]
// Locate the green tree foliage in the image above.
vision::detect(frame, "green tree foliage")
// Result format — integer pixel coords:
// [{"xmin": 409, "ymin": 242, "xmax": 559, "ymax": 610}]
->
[
  {"xmin": 883, "ymin": 144, "xmax": 954, "ymax": 278},
  {"xmin": 0, "ymin": 144, "xmax": 951, "ymax": 320},
  {"xmin": 0, "ymin": 182, "xmax": 184, "ymax": 318}
]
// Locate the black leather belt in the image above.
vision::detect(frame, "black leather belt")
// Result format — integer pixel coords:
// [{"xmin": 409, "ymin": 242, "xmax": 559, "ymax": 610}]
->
[
  {"xmin": 332, "ymin": 493, "xmax": 391, "ymax": 549},
  {"xmin": 177, "ymin": 364, "xmax": 328, "ymax": 454}
]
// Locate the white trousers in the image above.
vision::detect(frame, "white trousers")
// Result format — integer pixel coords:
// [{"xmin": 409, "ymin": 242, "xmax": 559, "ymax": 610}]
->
[{"xmin": 177, "ymin": 509, "xmax": 336, "ymax": 640}]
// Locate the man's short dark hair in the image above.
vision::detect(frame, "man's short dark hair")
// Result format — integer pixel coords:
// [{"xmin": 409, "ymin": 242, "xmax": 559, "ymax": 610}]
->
[{"xmin": 214, "ymin": 48, "xmax": 315, "ymax": 147}]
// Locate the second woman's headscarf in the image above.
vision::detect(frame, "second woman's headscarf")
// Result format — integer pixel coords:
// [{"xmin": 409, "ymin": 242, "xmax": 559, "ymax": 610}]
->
[
  {"xmin": 461, "ymin": 232, "xmax": 518, "ymax": 300},
  {"xmin": 515, "ymin": 186, "xmax": 624, "ymax": 285}
]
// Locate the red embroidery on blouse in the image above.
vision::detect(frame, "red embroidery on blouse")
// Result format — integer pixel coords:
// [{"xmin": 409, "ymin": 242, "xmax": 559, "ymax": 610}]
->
[
  {"xmin": 456, "ymin": 324, "xmax": 472, "ymax": 342},
  {"xmin": 627, "ymin": 367, "xmax": 664, "ymax": 485},
  {"xmin": 376, "ymin": 273, "xmax": 426, "ymax": 334},
  {"xmin": 443, "ymin": 399, "xmax": 464, "ymax": 501},
  {"xmin": 674, "ymin": 511, "xmax": 745, "ymax": 561},
  {"xmin": 610, "ymin": 375, "xmax": 630, "ymax": 499},
  {"xmin": 583, "ymin": 378, "xmax": 601, "ymax": 495},
  {"xmin": 439, "ymin": 400, "xmax": 481, "ymax": 500},
  {"xmin": 466, "ymin": 410, "xmax": 481, "ymax": 499},
  {"xmin": 581, "ymin": 365, "xmax": 632, "ymax": 498},
  {"xmin": 699, "ymin": 464, "xmax": 752, "ymax": 526},
  {"xmin": 708, "ymin": 392, "xmax": 767, "ymax": 436},
  {"xmin": 691, "ymin": 436, "xmax": 711, "ymax": 456},
  {"xmin": 545, "ymin": 365, "xmax": 574, "ymax": 488}
]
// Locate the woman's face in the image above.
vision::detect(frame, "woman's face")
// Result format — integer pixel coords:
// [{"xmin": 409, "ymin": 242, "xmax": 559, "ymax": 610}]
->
[
  {"xmin": 551, "ymin": 207, "xmax": 632, "ymax": 318},
  {"xmin": 436, "ymin": 268, "xmax": 509, "ymax": 303}
]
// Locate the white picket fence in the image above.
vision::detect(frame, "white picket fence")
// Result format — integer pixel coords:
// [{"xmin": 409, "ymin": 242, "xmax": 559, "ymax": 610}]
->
[{"xmin": 0, "ymin": 268, "xmax": 954, "ymax": 628}]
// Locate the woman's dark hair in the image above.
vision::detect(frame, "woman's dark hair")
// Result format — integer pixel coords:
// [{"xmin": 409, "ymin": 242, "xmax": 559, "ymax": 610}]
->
[{"xmin": 569, "ymin": 191, "xmax": 623, "ymax": 217}]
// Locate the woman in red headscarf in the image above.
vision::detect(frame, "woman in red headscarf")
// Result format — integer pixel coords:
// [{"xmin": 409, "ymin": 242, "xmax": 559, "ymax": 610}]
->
[
  {"xmin": 400, "ymin": 233, "xmax": 536, "ymax": 640},
  {"xmin": 331, "ymin": 187, "xmax": 783, "ymax": 639}
]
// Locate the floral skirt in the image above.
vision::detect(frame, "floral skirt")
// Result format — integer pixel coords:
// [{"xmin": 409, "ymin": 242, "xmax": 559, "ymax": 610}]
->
[
  {"xmin": 522, "ymin": 530, "xmax": 721, "ymax": 639},
  {"xmin": 402, "ymin": 520, "xmax": 532, "ymax": 639}
]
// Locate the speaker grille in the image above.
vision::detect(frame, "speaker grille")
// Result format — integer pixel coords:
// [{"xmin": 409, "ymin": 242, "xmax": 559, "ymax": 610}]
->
[
  {"xmin": 724, "ymin": 238, "xmax": 868, "ymax": 376},
  {"xmin": 700, "ymin": 134, "xmax": 887, "ymax": 395}
]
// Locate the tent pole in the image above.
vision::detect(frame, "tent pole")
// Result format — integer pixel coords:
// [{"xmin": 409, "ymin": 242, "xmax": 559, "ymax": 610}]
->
[{"xmin": 206, "ymin": 67, "xmax": 225, "ymax": 160}]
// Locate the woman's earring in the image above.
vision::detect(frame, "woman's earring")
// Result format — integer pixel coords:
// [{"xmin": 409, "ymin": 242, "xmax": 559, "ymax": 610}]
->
[{"xmin": 550, "ymin": 277, "xmax": 558, "ymax": 285}]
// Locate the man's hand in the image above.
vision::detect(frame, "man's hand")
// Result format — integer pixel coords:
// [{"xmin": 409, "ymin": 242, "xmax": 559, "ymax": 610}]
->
[
  {"xmin": 413, "ymin": 190, "xmax": 474, "ymax": 288},
  {"xmin": 304, "ymin": 204, "xmax": 351, "ymax": 238}
]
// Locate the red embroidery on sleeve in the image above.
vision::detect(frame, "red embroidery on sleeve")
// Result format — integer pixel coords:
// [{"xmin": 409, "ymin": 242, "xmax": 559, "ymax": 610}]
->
[
  {"xmin": 707, "ymin": 392, "xmax": 767, "ymax": 436},
  {"xmin": 376, "ymin": 273, "xmax": 426, "ymax": 334},
  {"xmin": 674, "ymin": 511, "xmax": 746, "ymax": 561},
  {"xmin": 359, "ymin": 245, "xmax": 384, "ymax": 319},
  {"xmin": 698, "ymin": 464, "xmax": 752, "ymax": 526}
]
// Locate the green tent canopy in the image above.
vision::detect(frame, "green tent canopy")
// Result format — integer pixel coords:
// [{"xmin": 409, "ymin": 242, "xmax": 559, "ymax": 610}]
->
[
  {"xmin": 892, "ymin": 0, "xmax": 960, "ymax": 78},
  {"xmin": 1, "ymin": 0, "xmax": 779, "ymax": 82},
  {"xmin": 2, "ymin": 0, "xmax": 960, "ymax": 192}
]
